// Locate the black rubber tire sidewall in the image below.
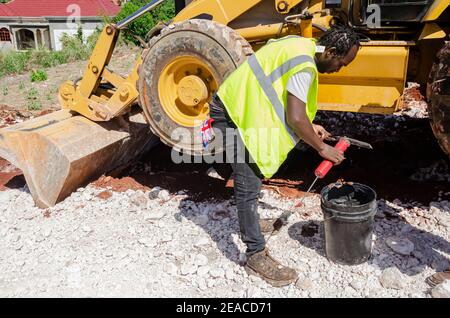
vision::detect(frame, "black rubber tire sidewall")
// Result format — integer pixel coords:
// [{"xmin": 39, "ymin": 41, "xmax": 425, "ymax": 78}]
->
[
  {"xmin": 428, "ymin": 40, "xmax": 450, "ymax": 157},
  {"xmin": 139, "ymin": 20, "xmax": 253, "ymax": 156}
]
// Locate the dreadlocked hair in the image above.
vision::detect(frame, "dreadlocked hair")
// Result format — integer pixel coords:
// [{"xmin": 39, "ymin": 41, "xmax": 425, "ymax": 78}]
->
[{"xmin": 317, "ymin": 24, "xmax": 361, "ymax": 57}]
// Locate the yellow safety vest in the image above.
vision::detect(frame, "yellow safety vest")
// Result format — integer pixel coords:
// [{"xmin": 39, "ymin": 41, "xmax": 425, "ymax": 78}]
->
[{"xmin": 217, "ymin": 36, "xmax": 319, "ymax": 178}]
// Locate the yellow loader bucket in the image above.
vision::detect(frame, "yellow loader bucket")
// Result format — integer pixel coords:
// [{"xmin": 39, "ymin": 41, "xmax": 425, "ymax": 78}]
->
[{"xmin": 0, "ymin": 108, "xmax": 158, "ymax": 208}]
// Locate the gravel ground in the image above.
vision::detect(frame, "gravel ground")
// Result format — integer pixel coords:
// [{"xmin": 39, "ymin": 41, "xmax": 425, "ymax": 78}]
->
[
  {"xmin": 0, "ymin": 83, "xmax": 449, "ymax": 298},
  {"xmin": 0, "ymin": 178, "xmax": 448, "ymax": 298}
]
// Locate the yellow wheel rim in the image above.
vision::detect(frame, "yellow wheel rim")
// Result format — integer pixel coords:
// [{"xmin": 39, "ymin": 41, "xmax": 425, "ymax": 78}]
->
[{"xmin": 158, "ymin": 56, "xmax": 218, "ymax": 127}]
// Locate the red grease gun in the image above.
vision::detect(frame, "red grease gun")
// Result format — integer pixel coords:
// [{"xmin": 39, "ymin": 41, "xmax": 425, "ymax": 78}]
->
[{"xmin": 270, "ymin": 137, "xmax": 373, "ymax": 234}]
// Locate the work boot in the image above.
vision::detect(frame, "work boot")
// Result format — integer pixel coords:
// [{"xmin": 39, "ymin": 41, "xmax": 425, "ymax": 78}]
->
[
  {"xmin": 426, "ymin": 268, "xmax": 450, "ymax": 287},
  {"xmin": 245, "ymin": 249, "xmax": 298, "ymax": 287},
  {"xmin": 258, "ymin": 218, "xmax": 282, "ymax": 234}
]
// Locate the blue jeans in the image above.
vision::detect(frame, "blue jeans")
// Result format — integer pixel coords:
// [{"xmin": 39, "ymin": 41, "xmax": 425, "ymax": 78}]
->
[{"xmin": 209, "ymin": 95, "xmax": 265, "ymax": 256}]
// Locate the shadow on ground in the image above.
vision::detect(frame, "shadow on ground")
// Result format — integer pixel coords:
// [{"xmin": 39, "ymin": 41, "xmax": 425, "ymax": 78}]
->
[{"xmin": 288, "ymin": 216, "xmax": 450, "ymax": 277}]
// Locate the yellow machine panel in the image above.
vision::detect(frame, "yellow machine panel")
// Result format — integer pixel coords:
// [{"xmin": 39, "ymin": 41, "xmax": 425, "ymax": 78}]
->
[
  {"xmin": 318, "ymin": 42, "xmax": 410, "ymax": 114},
  {"xmin": 422, "ymin": 0, "xmax": 450, "ymax": 21}
]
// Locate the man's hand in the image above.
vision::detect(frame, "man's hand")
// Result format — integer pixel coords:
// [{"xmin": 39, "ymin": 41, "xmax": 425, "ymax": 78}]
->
[
  {"xmin": 318, "ymin": 143, "xmax": 345, "ymax": 165},
  {"xmin": 286, "ymin": 93, "xmax": 342, "ymax": 164},
  {"xmin": 312, "ymin": 124, "xmax": 331, "ymax": 141}
]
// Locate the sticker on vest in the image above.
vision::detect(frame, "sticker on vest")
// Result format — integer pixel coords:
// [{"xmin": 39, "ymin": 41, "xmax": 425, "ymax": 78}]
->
[
  {"xmin": 201, "ymin": 118, "xmax": 215, "ymax": 150},
  {"xmin": 316, "ymin": 45, "xmax": 325, "ymax": 53}
]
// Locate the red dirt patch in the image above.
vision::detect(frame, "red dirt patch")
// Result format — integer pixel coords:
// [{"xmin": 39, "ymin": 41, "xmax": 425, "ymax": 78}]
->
[
  {"xmin": 36, "ymin": 108, "xmax": 58, "ymax": 117},
  {"xmin": 262, "ymin": 178, "xmax": 310, "ymax": 199},
  {"xmin": 43, "ymin": 210, "xmax": 51, "ymax": 218},
  {"xmin": 0, "ymin": 158, "xmax": 24, "ymax": 191},
  {"xmin": 0, "ymin": 105, "xmax": 32, "ymax": 128},
  {"xmin": 224, "ymin": 177, "xmax": 308, "ymax": 199},
  {"xmin": 404, "ymin": 86, "xmax": 425, "ymax": 102},
  {"xmin": 0, "ymin": 105, "xmax": 57, "ymax": 128},
  {"xmin": 92, "ymin": 175, "xmax": 149, "ymax": 193},
  {"xmin": 400, "ymin": 85, "xmax": 428, "ymax": 111},
  {"xmin": 96, "ymin": 190, "xmax": 113, "ymax": 200}
]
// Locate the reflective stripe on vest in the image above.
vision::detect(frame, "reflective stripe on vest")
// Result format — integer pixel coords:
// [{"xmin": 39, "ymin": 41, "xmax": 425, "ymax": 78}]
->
[
  {"xmin": 217, "ymin": 36, "xmax": 318, "ymax": 177},
  {"xmin": 247, "ymin": 54, "xmax": 315, "ymax": 144}
]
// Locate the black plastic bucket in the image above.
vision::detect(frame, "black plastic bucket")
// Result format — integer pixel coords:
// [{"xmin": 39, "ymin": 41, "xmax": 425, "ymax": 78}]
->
[{"xmin": 320, "ymin": 182, "xmax": 377, "ymax": 265}]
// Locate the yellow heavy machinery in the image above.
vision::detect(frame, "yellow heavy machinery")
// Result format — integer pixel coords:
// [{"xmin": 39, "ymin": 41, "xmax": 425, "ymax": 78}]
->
[{"xmin": 0, "ymin": 0, "xmax": 448, "ymax": 208}]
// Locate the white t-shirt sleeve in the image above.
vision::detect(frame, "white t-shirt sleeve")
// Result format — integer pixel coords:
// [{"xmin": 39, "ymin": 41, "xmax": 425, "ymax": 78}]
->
[{"xmin": 286, "ymin": 70, "xmax": 313, "ymax": 104}]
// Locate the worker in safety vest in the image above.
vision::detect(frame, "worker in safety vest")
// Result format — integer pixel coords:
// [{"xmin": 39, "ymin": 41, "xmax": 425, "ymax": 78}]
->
[{"xmin": 209, "ymin": 25, "xmax": 361, "ymax": 287}]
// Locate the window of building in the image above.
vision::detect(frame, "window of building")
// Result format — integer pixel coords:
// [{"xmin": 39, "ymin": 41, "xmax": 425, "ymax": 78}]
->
[{"xmin": 0, "ymin": 28, "xmax": 11, "ymax": 42}]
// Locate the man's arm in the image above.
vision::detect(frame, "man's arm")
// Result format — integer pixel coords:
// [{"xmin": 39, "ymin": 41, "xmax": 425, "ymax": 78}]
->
[{"xmin": 286, "ymin": 93, "xmax": 344, "ymax": 164}]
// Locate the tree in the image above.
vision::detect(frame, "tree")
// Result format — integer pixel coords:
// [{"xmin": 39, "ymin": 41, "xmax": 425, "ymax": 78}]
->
[{"xmin": 114, "ymin": 0, "xmax": 175, "ymax": 45}]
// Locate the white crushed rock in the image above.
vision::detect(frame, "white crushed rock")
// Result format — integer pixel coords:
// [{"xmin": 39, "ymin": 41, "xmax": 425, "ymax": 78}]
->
[
  {"xmin": 157, "ymin": 189, "xmax": 170, "ymax": 201},
  {"xmin": 0, "ymin": 181, "xmax": 448, "ymax": 298},
  {"xmin": 431, "ymin": 281, "xmax": 450, "ymax": 298},
  {"xmin": 379, "ymin": 267, "xmax": 410, "ymax": 290},
  {"xmin": 296, "ymin": 277, "xmax": 313, "ymax": 290},
  {"xmin": 386, "ymin": 237, "xmax": 415, "ymax": 256}
]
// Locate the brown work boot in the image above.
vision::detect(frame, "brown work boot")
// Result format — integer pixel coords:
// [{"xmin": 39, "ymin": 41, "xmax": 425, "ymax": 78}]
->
[
  {"xmin": 426, "ymin": 268, "xmax": 450, "ymax": 287},
  {"xmin": 259, "ymin": 218, "xmax": 282, "ymax": 234},
  {"xmin": 245, "ymin": 249, "xmax": 298, "ymax": 287}
]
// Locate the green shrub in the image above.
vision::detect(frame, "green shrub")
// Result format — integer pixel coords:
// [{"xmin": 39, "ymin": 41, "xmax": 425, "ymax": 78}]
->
[
  {"xmin": 27, "ymin": 87, "xmax": 38, "ymax": 99},
  {"xmin": 30, "ymin": 69, "xmax": 48, "ymax": 82},
  {"xmin": 60, "ymin": 33, "xmax": 91, "ymax": 61},
  {"xmin": 26, "ymin": 87, "xmax": 41, "ymax": 110},
  {"xmin": 114, "ymin": 0, "xmax": 175, "ymax": 45},
  {"xmin": 3, "ymin": 87, "xmax": 8, "ymax": 96},
  {"xmin": 0, "ymin": 51, "xmax": 31, "ymax": 75},
  {"xmin": 27, "ymin": 100, "xmax": 42, "ymax": 111},
  {"xmin": 150, "ymin": 0, "xmax": 176, "ymax": 23},
  {"xmin": 114, "ymin": 1, "xmax": 155, "ymax": 44},
  {"xmin": 76, "ymin": 25, "xmax": 84, "ymax": 42},
  {"xmin": 86, "ymin": 27, "xmax": 102, "ymax": 49},
  {"xmin": 30, "ymin": 49, "xmax": 67, "ymax": 68},
  {"xmin": 0, "ymin": 31, "xmax": 97, "ymax": 79}
]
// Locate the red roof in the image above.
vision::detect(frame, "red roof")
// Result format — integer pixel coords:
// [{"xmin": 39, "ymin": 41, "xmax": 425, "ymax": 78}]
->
[
  {"xmin": 0, "ymin": 0, "xmax": 121, "ymax": 17},
  {"xmin": 0, "ymin": 4, "xmax": 15, "ymax": 16}
]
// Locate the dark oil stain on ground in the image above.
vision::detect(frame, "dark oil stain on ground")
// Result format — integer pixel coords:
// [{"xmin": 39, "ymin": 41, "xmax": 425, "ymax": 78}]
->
[{"xmin": 301, "ymin": 222, "xmax": 319, "ymax": 237}]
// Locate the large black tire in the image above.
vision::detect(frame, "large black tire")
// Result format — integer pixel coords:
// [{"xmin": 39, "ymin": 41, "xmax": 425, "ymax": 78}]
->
[
  {"xmin": 428, "ymin": 41, "xmax": 450, "ymax": 157},
  {"xmin": 138, "ymin": 19, "xmax": 253, "ymax": 155}
]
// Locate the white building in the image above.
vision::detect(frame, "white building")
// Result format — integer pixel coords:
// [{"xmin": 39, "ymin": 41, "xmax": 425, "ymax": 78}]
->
[{"xmin": 0, "ymin": 0, "xmax": 121, "ymax": 51}]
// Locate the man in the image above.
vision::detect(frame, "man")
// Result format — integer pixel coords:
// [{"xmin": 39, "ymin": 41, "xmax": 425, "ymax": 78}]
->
[{"xmin": 209, "ymin": 25, "xmax": 360, "ymax": 287}]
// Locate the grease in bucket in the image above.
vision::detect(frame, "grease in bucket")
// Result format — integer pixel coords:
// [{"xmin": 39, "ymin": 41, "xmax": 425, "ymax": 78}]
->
[{"xmin": 321, "ymin": 182, "xmax": 377, "ymax": 265}]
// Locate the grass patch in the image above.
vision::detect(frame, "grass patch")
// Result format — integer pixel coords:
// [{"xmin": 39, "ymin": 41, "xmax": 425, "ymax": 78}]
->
[
  {"xmin": 30, "ymin": 69, "xmax": 48, "ymax": 82},
  {"xmin": 114, "ymin": 0, "xmax": 175, "ymax": 45},
  {"xmin": 0, "ymin": 51, "xmax": 32, "ymax": 76},
  {"xmin": 45, "ymin": 89, "xmax": 55, "ymax": 101},
  {"xmin": 26, "ymin": 87, "xmax": 42, "ymax": 110},
  {"xmin": 29, "ymin": 50, "xmax": 67, "ymax": 68},
  {"xmin": 0, "ymin": 30, "xmax": 100, "ymax": 78}
]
